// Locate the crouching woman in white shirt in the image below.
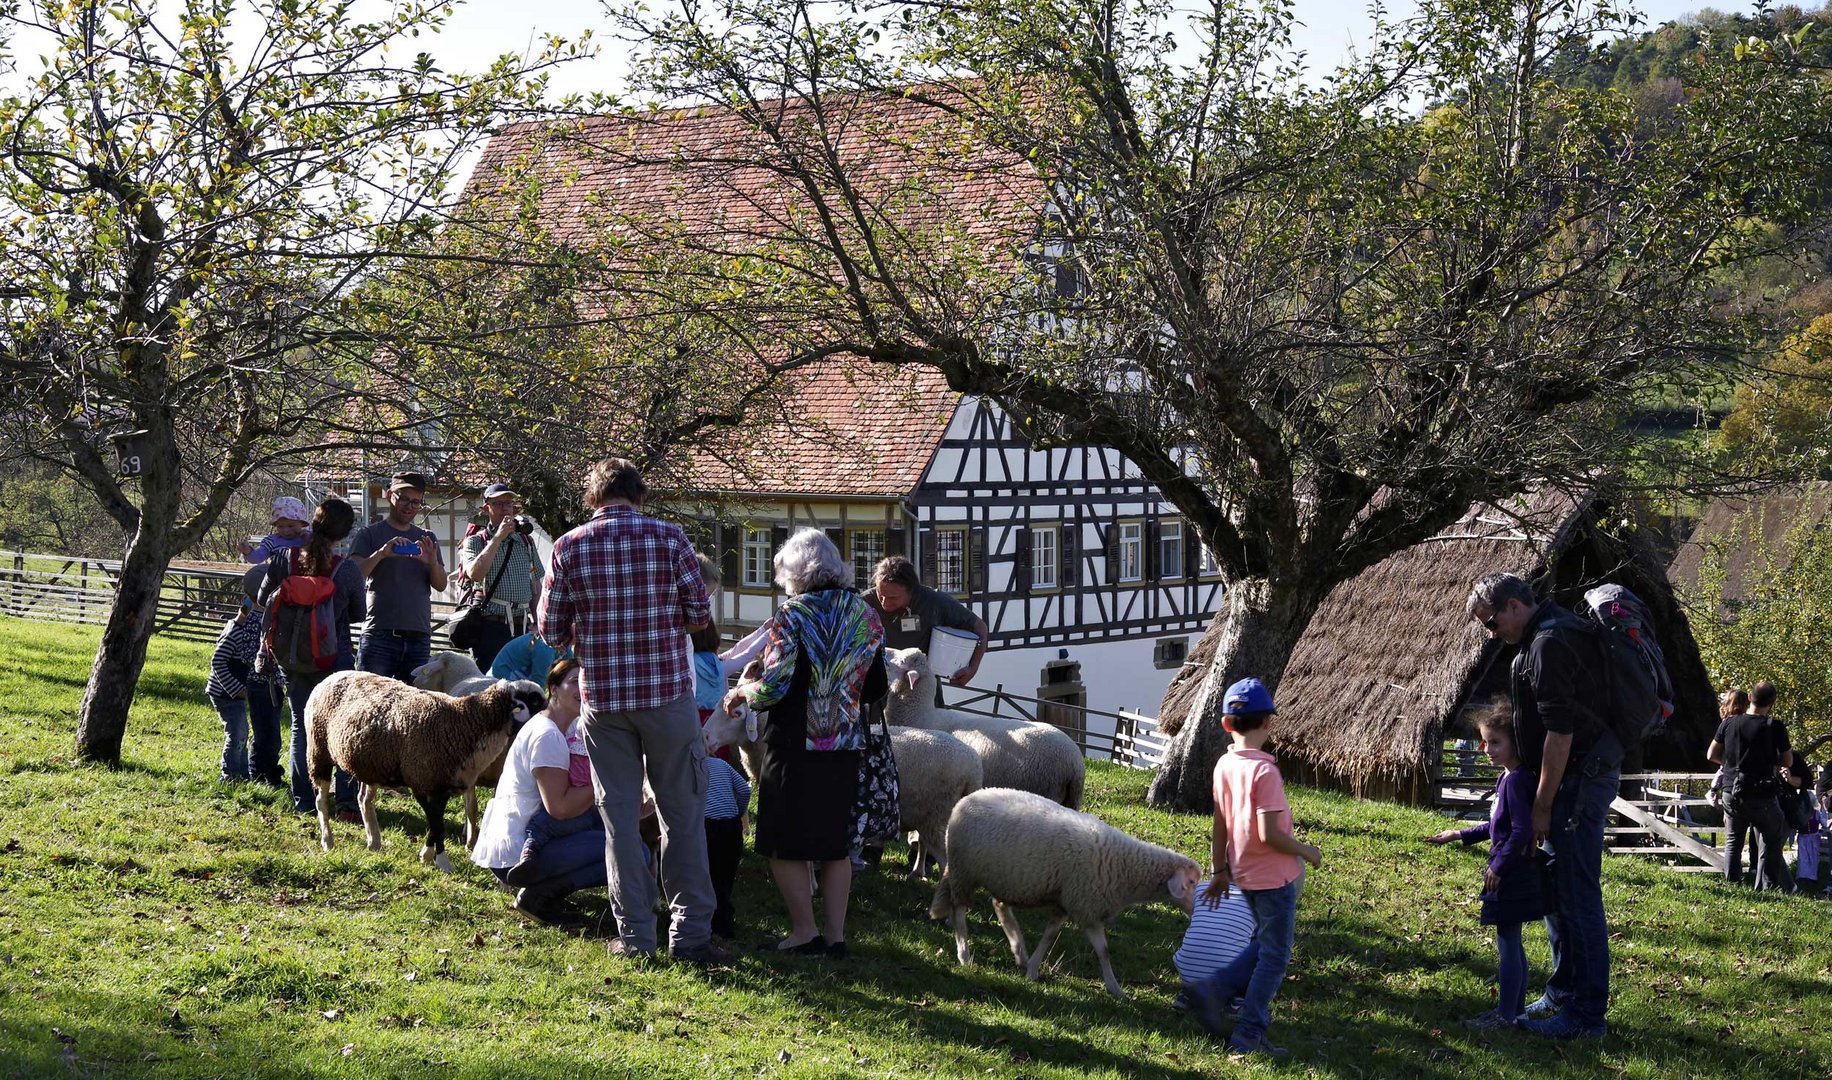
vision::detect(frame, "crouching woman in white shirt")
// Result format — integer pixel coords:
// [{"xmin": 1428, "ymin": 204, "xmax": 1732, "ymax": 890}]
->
[{"xmin": 471, "ymin": 659, "xmax": 606, "ymax": 926}]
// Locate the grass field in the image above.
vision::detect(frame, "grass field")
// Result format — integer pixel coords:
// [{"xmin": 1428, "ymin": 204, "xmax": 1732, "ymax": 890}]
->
[{"xmin": 1, "ymin": 615, "xmax": 1826, "ymax": 1078}]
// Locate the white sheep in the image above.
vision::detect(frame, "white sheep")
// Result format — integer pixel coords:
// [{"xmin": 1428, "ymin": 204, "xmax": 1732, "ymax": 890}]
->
[
  {"xmin": 699, "ymin": 704, "xmax": 982, "ymax": 878},
  {"xmin": 930, "ymin": 787, "xmax": 1201, "ymax": 999},
  {"xmin": 306, "ymin": 670, "xmax": 545, "ymax": 872},
  {"xmin": 882, "ymin": 647, "xmax": 1085, "ymax": 810},
  {"xmin": 410, "ymin": 650, "xmax": 516, "ymax": 846}
]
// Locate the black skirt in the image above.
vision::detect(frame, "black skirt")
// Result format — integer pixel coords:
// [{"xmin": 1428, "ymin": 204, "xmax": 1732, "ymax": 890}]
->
[
  {"xmin": 754, "ymin": 720, "xmax": 859, "ymax": 861},
  {"xmin": 1479, "ymin": 859, "xmax": 1550, "ymax": 926}
]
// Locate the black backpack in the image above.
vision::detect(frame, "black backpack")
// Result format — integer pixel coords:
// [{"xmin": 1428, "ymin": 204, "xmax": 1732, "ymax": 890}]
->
[{"xmin": 1579, "ymin": 584, "xmax": 1675, "ymax": 755}]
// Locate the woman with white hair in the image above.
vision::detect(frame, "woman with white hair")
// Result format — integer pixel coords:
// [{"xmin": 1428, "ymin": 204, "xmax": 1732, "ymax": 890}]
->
[{"xmin": 722, "ymin": 527, "xmax": 886, "ymax": 957}]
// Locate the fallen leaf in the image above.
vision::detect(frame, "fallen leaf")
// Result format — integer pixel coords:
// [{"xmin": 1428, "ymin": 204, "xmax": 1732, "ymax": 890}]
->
[
  {"xmin": 322, "ymin": 1009, "xmax": 341, "ymax": 1021},
  {"xmin": 341, "ymin": 1043, "xmax": 355, "ymax": 1057}
]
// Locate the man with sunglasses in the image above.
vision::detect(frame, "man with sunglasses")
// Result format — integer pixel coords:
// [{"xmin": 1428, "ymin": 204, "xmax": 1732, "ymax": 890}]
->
[
  {"xmin": 350, "ymin": 472, "xmax": 449, "ymax": 682},
  {"xmin": 1466, "ymin": 571, "xmax": 1618, "ymax": 1040}
]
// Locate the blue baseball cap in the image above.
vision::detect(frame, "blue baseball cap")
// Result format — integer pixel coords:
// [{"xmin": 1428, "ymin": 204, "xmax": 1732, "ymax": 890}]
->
[{"xmin": 1222, "ymin": 677, "xmax": 1276, "ymax": 715}]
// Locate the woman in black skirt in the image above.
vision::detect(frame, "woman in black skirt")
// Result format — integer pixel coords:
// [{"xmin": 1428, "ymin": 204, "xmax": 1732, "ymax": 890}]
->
[{"xmin": 724, "ymin": 528, "xmax": 886, "ymax": 957}]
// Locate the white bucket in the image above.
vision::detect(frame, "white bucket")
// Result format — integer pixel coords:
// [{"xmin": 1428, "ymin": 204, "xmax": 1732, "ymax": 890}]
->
[{"xmin": 928, "ymin": 625, "xmax": 978, "ymax": 679}]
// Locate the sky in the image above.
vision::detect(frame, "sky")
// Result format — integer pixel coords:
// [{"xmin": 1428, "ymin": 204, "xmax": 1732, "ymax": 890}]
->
[{"xmin": 415, "ymin": 0, "xmax": 1728, "ymax": 101}]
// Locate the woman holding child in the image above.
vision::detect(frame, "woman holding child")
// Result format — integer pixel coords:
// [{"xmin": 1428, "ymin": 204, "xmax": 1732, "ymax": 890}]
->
[
  {"xmin": 471, "ymin": 658, "xmax": 607, "ymax": 927},
  {"xmin": 723, "ymin": 529, "xmax": 887, "ymax": 958}
]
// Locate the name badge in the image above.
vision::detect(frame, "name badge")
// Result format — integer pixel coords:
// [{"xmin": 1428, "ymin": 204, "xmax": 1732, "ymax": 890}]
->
[{"xmin": 901, "ymin": 615, "xmax": 921, "ymax": 633}]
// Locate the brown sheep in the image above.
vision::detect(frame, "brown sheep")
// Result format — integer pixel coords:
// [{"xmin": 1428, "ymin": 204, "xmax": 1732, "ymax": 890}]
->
[{"xmin": 305, "ymin": 670, "xmax": 546, "ymax": 871}]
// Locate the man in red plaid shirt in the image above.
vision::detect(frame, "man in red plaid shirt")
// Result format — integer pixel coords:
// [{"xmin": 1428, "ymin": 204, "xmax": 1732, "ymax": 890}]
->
[{"xmin": 539, "ymin": 458, "xmax": 723, "ymax": 964}]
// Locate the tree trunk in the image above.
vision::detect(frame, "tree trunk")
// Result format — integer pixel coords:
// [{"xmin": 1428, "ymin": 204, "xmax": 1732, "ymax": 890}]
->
[
  {"xmin": 72, "ymin": 523, "xmax": 173, "ymax": 765},
  {"xmin": 1146, "ymin": 577, "xmax": 1326, "ymax": 813}
]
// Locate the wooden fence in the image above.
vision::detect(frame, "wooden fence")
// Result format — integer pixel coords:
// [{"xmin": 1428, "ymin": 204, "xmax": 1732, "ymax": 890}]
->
[
  {"xmin": 0, "ymin": 550, "xmax": 464, "ymax": 647},
  {"xmin": 1434, "ymin": 740, "xmax": 1734, "ymax": 873},
  {"xmin": 946, "ymin": 684, "xmax": 1168, "ymax": 770}
]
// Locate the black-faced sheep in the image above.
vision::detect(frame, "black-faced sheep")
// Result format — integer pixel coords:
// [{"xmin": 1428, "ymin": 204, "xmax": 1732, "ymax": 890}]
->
[
  {"xmin": 305, "ymin": 670, "xmax": 545, "ymax": 871},
  {"xmin": 883, "ymin": 647, "xmax": 1085, "ymax": 810},
  {"xmin": 930, "ymin": 788, "xmax": 1201, "ymax": 1000},
  {"xmin": 410, "ymin": 650, "xmax": 518, "ymax": 846}
]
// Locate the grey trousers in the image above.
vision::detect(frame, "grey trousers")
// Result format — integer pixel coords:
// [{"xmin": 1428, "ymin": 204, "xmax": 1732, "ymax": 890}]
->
[{"xmin": 582, "ymin": 689, "xmax": 714, "ymax": 953}]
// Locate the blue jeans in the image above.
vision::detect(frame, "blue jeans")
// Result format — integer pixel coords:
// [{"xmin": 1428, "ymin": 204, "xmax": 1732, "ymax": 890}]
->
[
  {"xmin": 210, "ymin": 695, "xmax": 250, "ymax": 781},
  {"xmin": 357, "ymin": 630, "xmax": 431, "ymax": 683},
  {"xmin": 523, "ymin": 803, "xmax": 601, "ymax": 855},
  {"xmin": 247, "ymin": 679, "xmax": 287, "ymax": 784},
  {"xmin": 1205, "ymin": 875, "xmax": 1300, "ymax": 1044},
  {"xmin": 1542, "ymin": 754, "xmax": 1619, "ymax": 1028},
  {"xmin": 288, "ymin": 653, "xmax": 357, "ymax": 814},
  {"xmin": 1496, "ymin": 922, "xmax": 1527, "ymax": 1018},
  {"xmin": 491, "ymin": 820, "xmax": 607, "ymax": 909}
]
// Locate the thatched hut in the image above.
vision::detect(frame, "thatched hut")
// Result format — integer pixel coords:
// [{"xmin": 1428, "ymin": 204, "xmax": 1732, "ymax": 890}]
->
[
  {"xmin": 1667, "ymin": 482, "xmax": 1832, "ymax": 610},
  {"xmin": 1157, "ymin": 489, "xmax": 1718, "ymax": 804}
]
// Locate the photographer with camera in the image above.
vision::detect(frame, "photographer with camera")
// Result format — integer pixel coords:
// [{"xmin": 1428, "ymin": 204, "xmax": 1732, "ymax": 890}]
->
[
  {"xmin": 457, "ymin": 482, "xmax": 546, "ymax": 670},
  {"xmin": 350, "ymin": 472, "xmax": 448, "ymax": 683}
]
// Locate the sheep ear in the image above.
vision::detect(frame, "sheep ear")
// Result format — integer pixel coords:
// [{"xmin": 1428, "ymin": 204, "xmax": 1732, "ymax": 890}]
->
[
  {"xmin": 903, "ymin": 669, "xmax": 922, "ymax": 691},
  {"xmin": 1168, "ymin": 867, "xmax": 1199, "ymax": 900}
]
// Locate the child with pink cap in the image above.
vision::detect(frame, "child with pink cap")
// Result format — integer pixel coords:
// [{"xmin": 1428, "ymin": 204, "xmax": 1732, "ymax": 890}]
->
[{"xmin": 239, "ymin": 496, "xmax": 314, "ymax": 563}]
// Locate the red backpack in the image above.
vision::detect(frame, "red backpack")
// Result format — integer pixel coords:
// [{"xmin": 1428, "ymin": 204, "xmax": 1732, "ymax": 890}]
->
[{"xmin": 262, "ymin": 551, "xmax": 343, "ymax": 674}]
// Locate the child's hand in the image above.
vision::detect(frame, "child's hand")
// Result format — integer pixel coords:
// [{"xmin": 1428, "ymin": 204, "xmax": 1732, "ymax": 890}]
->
[
  {"xmin": 1482, "ymin": 867, "xmax": 1500, "ymax": 894},
  {"xmin": 1300, "ymin": 843, "xmax": 1323, "ymax": 869},
  {"xmin": 1425, "ymin": 829, "xmax": 1460, "ymax": 844},
  {"xmin": 1200, "ymin": 873, "xmax": 1231, "ymax": 910}
]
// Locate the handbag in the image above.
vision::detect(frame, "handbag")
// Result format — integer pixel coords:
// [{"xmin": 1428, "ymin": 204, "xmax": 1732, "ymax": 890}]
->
[
  {"xmin": 852, "ymin": 698, "xmax": 901, "ymax": 848},
  {"xmin": 446, "ymin": 536, "xmax": 513, "ymax": 651}
]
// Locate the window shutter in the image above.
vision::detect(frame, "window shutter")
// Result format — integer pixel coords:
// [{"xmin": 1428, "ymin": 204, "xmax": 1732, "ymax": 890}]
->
[
  {"xmin": 718, "ymin": 524, "xmax": 739, "ymax": 589},
  {"xmin": 824, "ymin": 527, "xmax": 846, "ymax": 556},
  {"xmin": 1104, "ymin": 523, "xmax": 1120, "ymax": 586},
  {"xmin": 1060, "ymin": 524, "xmax": 1078, "ymax": 588},
  {"xmin": 918, "ymin": 524, "xmax": 937, "ymax": 587},
  {"xmin": 968, "ymin": 526, "xmax": 986, "ymax": 595},
  {"xmin": 1184, "ymin": 525, "xmax": 1203, "ymax": 578},
  {"xmin": 1014, "ymin": 528, "xmax": 1032, "ymax": 594},
  {"xmin": 886, "ymin": 525, "xmax": 906, "ymax": 558},
  {"xmin": 1144, "ymin": 518, "xmax": 1160, "ymax": 580},
  {"xmin": 771, "ymin": 524, "xmax": 789, "ymax": 567}
]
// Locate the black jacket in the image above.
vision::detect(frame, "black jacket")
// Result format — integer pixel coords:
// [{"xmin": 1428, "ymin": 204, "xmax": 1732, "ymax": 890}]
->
[{"xmin": 1509, "ymin": 601, "xmax": 1605, "ymax": 773}]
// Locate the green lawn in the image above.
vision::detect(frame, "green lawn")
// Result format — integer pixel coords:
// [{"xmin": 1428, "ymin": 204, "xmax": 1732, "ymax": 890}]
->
[{"xmin": 0, "ymin": 615, "xmax": 1825, "ymax": 1078}]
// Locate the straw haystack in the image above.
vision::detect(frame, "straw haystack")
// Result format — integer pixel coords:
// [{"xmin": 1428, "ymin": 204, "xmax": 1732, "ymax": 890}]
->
[{"xmin": 1158, "ymin": 489, "xmax": 1717, "ymax": 804}]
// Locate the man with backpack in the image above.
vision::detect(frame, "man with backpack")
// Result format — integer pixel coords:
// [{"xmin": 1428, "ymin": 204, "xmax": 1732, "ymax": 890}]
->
[
  {"xmin": 349, "ymin": 473, "xmax": 448, "ymax": 683},
  {"xmin": 1708, "ymin": 682, "xmax": 1795, "ymax": 892},
  {"xmin": 1467, "ymin": 572, "xmax": 1620, "ymax": 1039}
]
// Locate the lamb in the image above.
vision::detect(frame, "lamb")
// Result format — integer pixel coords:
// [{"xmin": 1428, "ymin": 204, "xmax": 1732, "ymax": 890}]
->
[
  {"xmin": 929, "ymin": 787, "xmax": 1201, "ymax": 1000},
  {"xmin": 305, "ymin": 670, "xmax": 546, "ymax": 872},
  {"xmin": 410, "ymin": 650, "xmax": 516, "ymax": 846},
  {"xmin": 700, "ymin": 705, "xmax": 982, "ymax": 878},
  {"xmin": 882, "ymin": 647, "xmax": 1085, "ymax": 810}
]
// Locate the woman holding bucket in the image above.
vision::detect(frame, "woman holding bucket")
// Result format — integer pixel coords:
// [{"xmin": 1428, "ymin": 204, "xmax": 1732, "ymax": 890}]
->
[{"xmin": 866, "ymin": 556, "xmax": 988, "ymax": 703}]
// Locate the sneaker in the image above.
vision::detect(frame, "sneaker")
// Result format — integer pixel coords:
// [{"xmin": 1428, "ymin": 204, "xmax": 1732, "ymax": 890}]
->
[
  {"xmin": 671, "ymin": 941, "xmax": 733, "ymax": 967},
  {"xmin": 1226, "ymin": 1033, "xmax": 1289, "ymax": 1058},
  {"xmin": 1518, "ymin": 1014, "xmax": 1607, "ymax": 1040},
  {"xmin": 1520, "ymin": 994, "xmax": 1561, "ymax": 1019},
  {"xmin": 1186, "ymin": 986, "xmax": 1232, "ymax": 1040},
  {"xmin": 335, "ymin": 809, "xmax": 362, "ymax": 825},
  {"xmin": 1462, "ymin": 1009, "xmax": 1515, "ymax": 1031},
  {"xmin": 1171, "ymin": 989, "xmax": 1195, "ymax": 1014},
  {"xmin": 511, "ymin": 890, "xmax": 585, "ymax": 929},
  {"xmin": 825, "ymin": 940, "xmax": 849, "ymax": 959},
  {"xmin": 607, "ymin": 938, "xmax": 656, "ymax": 960}
]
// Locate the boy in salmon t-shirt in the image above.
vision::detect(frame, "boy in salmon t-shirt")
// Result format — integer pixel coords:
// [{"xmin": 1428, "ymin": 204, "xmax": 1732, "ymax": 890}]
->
[{"xmin": 1188, "ymin": 677, "xmax": 1323, "ymax": 1058}]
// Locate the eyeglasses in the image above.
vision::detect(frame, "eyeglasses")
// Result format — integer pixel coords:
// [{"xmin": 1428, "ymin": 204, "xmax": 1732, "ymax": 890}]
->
[
  {"xmin": 1482, "ymin": 614, "xmax": 1500, "ymax": 631},
  {"xmin": 393, "ymin": 494, "xmax": 424, "ymax": 506}
]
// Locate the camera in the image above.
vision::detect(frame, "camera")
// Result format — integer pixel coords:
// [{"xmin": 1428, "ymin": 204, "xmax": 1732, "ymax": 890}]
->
[{"xmin": 512, "ymin": 514, "xmax": 534, "ymax": 536}]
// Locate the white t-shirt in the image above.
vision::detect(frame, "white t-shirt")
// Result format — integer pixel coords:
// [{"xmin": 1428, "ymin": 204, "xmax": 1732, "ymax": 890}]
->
[{"xmin": 470, "ymin": 712, "xmax": 575, "ymax": 869}]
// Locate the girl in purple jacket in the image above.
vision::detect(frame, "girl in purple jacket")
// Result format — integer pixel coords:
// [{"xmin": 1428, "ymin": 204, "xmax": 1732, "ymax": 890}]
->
[{"xmin": 1428, "ymin": 711, "xmax": 1546, "ymax": 1030}]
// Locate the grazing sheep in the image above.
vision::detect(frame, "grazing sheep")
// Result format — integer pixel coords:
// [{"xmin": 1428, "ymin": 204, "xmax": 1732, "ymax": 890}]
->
[
  {"xmin": 930, "ymin": 788, "xmax": 1201, "ymax": 1000},
  {"xmin": 306, "ymin": 670, "xmax": 545, "ymax": 871},
  {"xmin": 883, "ymin": 647, "xmax": 1085, "ymax": 810},
  {"xmin": 410, "ymin": 650, "xmax": 516, "ymax": 846},
  {"xmin": 700, "ymin": 702, "xmax": 981, "ymax": 877}
]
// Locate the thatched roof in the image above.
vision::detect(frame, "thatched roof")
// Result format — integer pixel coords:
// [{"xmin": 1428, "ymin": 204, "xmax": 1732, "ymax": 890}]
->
[{"xmin": 1667, "ymin": 482, "xmax": 1832, "ymax": 607}]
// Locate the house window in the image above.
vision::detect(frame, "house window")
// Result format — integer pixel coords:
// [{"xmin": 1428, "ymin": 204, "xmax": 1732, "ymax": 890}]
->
[
  {"xmin": 1031, "ymin": 526, "xmax": 1058, "ymax": 590},
  {"xmin": 935, "ymin": 528, "xmax": 967, "ymax": 595},
  {"xmin": 1200, "ymin": 542, "xmax": 1221, "ymax": 577},
  {"xmin": 742, "ymin": 527, "xmax": 772, "ymax": 588},
  {"xmin": 1117, "ymin": 521, "xmax": 1144, "ymax": 584},
  {"xmin": 851, "ymin": 529, "xmax": 885, "ymax": 588},
  {"xmin": 1160, "ymin": 520, "xmax": 1184, "ymax": 581}
]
